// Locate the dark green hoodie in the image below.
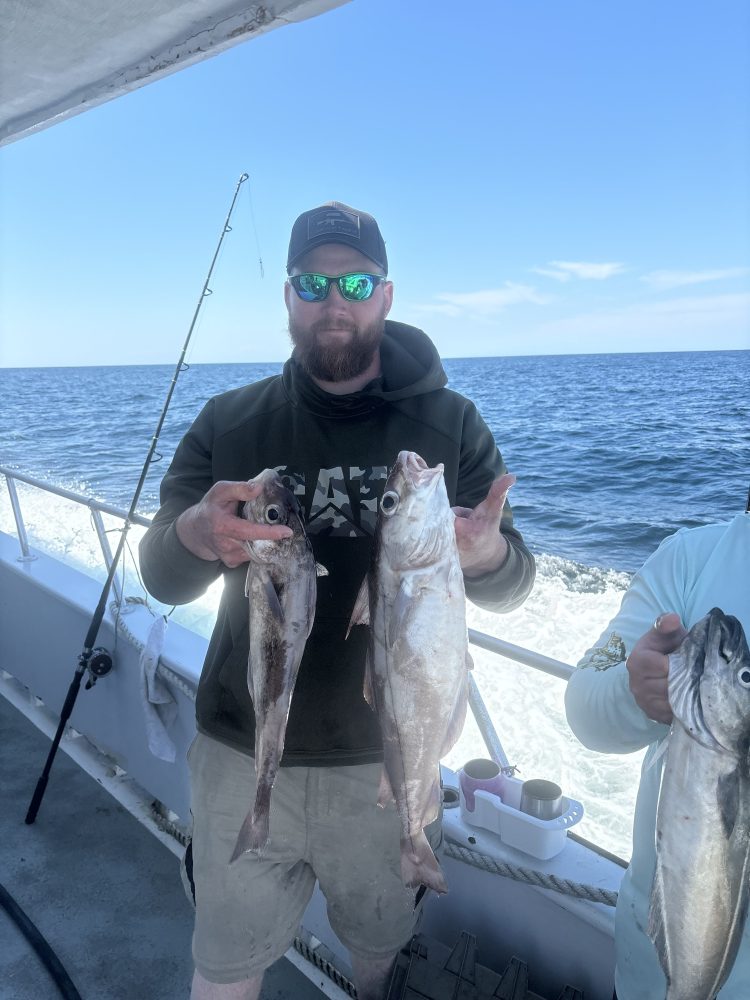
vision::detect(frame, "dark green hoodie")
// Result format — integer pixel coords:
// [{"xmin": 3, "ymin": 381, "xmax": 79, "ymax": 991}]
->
[{"xmin": 139, "ymin": 321, "xmax": 535, "ymax": 765}]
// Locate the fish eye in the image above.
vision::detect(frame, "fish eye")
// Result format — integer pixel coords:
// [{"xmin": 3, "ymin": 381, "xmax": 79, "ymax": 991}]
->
[
  {"xmin": 737, "ymin": 668, "xmax": 750, "ymax": 689},
  {"xmin": 265, "ymin": 505, "xmax": 283, "ymax": 524},
  {"xmin": 380, "ymin": 491, "xmax": 400, "ymax": 516}
]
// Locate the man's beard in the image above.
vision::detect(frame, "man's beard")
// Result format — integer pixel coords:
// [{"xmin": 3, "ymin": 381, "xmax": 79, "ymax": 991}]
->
[{"xmin": 289, "ymin": 316, "xmax": 385, "ymax": 383}]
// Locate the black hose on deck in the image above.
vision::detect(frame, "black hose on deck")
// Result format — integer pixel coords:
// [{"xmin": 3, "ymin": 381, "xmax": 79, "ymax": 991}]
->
[{"xmin": 0, "ymin": 881, "xmax": 83, "ymax": 999}]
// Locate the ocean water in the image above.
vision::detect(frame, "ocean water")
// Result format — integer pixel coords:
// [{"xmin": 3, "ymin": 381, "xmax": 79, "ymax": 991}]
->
[{"xmin": 1, "ymin": 350, "xmax": 748, "ymax": 860}]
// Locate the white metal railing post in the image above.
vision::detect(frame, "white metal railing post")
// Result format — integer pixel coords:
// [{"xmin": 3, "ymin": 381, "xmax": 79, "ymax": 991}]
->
[
  {"xmin": 468, "ymin": 629, "xmax": 573, "ymax": 680},
  {"xmin": 4, "ymin": 474, "xmax": 37, "ymax": 562},
  {"xmin": 90, "ymin": 509, "xmax": 123, "ymax": 606},
  {"xmin": 467, "ymin": 674, "xmax": 514, "ymax": 771}
]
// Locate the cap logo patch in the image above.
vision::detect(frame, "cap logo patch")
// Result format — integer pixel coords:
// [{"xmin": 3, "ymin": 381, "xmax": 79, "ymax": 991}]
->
[{"xmin": 307, "ymin": 207, "xmax": 360, "ymax": 242}]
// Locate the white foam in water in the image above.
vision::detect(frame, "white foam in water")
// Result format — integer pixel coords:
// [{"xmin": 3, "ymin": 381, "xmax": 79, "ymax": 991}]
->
[{"xmin": 1, "ymin": 485, "xmax": 641, "ymax": 861}]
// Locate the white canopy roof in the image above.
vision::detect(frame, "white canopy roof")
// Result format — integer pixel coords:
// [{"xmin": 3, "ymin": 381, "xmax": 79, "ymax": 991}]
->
[{"xmin": 0, "ymin": 0, "xmax": 349, "ymax": 146}]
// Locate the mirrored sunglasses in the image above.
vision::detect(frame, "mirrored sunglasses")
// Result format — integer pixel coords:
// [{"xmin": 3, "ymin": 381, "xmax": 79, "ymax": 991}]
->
[{"xmin": 289, "ymin": 272, "xmax": 387, "ymax": 302}]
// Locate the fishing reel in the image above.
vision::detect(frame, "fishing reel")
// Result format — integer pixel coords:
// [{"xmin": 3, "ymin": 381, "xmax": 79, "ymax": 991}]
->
[{"xmin": 82, "ymin": 647, "xmax": 114, "ymax": 690}]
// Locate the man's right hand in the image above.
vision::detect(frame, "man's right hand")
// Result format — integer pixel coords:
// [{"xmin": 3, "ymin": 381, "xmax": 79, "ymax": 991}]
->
[
  {"xmin": 175, "ymin": 480, "xmax": 292, "ymax": 567},
  {"xmin": 626, "ymin": 612, "xmax": 688, "ymax": 725}
]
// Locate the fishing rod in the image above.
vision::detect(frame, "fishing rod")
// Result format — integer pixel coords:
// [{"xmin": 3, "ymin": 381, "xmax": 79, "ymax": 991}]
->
[{"xmin": 25, "ymin": 172, "xmax": 249, "ymax": 825}]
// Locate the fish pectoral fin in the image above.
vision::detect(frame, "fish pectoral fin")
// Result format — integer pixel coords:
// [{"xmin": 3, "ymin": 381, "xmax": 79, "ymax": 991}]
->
[
  {"xmin": 346, "ymin": 577, "xmax": 370, "ymax": 638},
  {"xmin": 376, "ymin": 765, "xmax": 395, "ymax": 808},
  {"xmin": 646, "ymin": 874, "xmax": 668, "ymax": 974},
  {"xmin": 388, "ymin": 579, "xmax": 417, "ymax": 643},
  {"xmin": 260, "ymin": 571, "xmax": 285, "ymax": 623},
  {"xmin": 316, "ymin": 562, "xmax": 328, "ymax": 577},
  {"xmin": 718, "ymin": 766, "xmax": 741, "ymax": 838},
  {"xmin": 439, "ymin": 683, "xmax": 469, "ymax": 759},
  {"xmin": 363, "ymin": 651, "xmax": 376, "ymax": 709}
]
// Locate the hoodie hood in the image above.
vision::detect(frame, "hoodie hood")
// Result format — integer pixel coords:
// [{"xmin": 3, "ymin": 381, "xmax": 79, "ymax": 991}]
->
[{"xmin": 282, "ymin": 320, "xmax": 448, "ymax": 418}]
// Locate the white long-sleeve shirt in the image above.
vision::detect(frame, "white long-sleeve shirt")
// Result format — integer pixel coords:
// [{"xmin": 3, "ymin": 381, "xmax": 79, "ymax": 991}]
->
[{"xmin": 565, "ymin": 512, "xmax": 750, "ymax": 1000}]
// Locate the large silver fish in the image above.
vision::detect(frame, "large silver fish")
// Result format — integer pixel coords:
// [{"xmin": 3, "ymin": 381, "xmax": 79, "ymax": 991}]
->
[
  {"xmin": 230, "ymin": 469, "xmax": 325, "ymax": 861},
  {"xmin": 648, "ymin": 607, "xmax": 750, "ymax": 999},
  {"xmin": 349, "ymin": 450, "xmax": 472, "ymax": 894}
]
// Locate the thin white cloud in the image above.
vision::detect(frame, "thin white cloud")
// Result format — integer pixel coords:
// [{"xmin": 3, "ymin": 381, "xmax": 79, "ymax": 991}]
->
[
  {"xmin": 527, "ymin": 292, "xmax": 750, "ymax": 351},
  {"xmin": 409, "ymin": 291, "xmax": 750, "ymax": 357},
  {"xmin": 641, "ymin": 267, "xmax": 750, "ymax": 290},
  {"xmin": 533, "ymin": 261, "xmax": 626, "ymax": 281},
  {"xmin": 417, "ymin": 283, "xmax": 548, "ymax": 319}
]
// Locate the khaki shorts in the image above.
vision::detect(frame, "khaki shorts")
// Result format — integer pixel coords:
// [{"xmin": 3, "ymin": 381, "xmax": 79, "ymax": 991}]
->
[{"xmin": 185, "ymin": 732, "xmax": 442, "ymax": 984}]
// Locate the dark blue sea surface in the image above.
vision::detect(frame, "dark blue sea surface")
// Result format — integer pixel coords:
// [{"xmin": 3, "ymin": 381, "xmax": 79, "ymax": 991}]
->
[{"xmin": 1, "ymin": 350, "xmax": 747, "ymax": 575}]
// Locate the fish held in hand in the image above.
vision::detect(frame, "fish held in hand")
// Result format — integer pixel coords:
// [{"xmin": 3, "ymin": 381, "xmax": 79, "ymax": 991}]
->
[
  {"xmin": 230, "ymin": 469, "xmax": 326, "ymax": 861},
  {"xmin": 647, "ymin": 607, "xmax": 750, "ymax": 999},
  {"xmin": 349, "ymin": 450, "xmax": 472, "ymax": 894}
]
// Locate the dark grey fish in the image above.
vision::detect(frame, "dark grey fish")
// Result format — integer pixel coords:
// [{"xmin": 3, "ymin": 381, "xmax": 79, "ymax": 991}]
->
[
  {"xmin": 349, "ymin": 451, "xmax": 472, "ymax": 894},
  {"xmin": 230, "ymin": 469, "xmax": 325, "ymax": 861},
  {"xmin": 648, "ymin": 607, "xmax": 750, "ymax": 999}
]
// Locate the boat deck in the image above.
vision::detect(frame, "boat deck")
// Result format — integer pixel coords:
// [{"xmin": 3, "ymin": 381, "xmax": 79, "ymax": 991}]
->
[{"xmin": 0, "ymin": 695, "xmax": 326, "ymax": 1000}]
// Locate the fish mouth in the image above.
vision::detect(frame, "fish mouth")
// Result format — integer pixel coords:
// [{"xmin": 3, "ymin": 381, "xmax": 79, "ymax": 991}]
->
[
  {"xmin": 705, "ymin": 608, "xmax": 749, "ymax": 676},
  {"xmin": 669, "ymin": 608, "xmax": 749, "ymax": 754},
  {"xmin": 396, "ymin": 451, "xmax": 445, "ymax": 491}
]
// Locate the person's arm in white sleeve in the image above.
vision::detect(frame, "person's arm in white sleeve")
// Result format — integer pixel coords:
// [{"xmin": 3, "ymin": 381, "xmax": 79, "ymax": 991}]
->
[{"xmin": 565, "ymin": 530, "xmax": 690, "ymax": 754}]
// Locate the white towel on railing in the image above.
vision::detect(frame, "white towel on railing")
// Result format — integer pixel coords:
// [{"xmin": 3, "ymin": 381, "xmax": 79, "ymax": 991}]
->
[{"xmin": 139, "ymin": 614, "xmax": 177, "ymax": 762}]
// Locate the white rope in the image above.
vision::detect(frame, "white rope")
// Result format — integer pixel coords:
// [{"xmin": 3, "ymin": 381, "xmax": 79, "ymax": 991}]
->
[{"xmin": 444, "ymin": 836, "xmax": 618, "ymax": 907}]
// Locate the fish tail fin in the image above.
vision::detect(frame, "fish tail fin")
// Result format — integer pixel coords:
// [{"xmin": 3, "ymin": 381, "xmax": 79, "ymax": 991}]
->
[
  {"xmin": 229, "ymin": 781, "xmax": 271, "ymax": 863},
  {"xmin": 400, "ymin": 831, "xmax": 448, "ymax": 895},
  {"xmin": 229, "ymin": 809, "xmax": 269, "ymax": 862}
]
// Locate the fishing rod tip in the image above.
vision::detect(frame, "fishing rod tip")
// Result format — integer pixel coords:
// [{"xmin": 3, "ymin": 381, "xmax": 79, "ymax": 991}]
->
[{"xmin": 239, "ymin": 173, "xmax": 249, "ymax": 182}]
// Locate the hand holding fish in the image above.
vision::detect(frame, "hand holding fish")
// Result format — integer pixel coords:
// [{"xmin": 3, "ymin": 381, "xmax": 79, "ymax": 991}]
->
[
  {"xmin": 176, "ymin": 480, "xmax": 293, "ymax": 566},
  {"xmin": 452, "ymin": 473, "xmax": 515, "ymax": 578},
  {"xmin": 626, "ymin": 612, "xmax": 688, "ymax": 724}
]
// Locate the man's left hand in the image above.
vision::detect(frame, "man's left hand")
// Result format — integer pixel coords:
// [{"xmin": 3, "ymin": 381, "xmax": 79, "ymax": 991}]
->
[{"xmin": 453, "ymin": 473, "xmax": 516, "ymax": 578}]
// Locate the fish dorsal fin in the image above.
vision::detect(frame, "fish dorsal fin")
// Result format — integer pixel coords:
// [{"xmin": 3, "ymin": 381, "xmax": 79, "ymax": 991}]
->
[
  {"xmin": 346, "ymin": 577, "xmax": 370, "ymax": 638},
  {"xmin": 668, "ymin": 646, "xmax": 724, "ymax": 753}
]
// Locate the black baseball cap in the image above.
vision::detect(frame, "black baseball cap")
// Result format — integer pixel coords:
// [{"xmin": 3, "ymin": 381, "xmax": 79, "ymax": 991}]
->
[{"xmin": 287, "ymin": 202, "xmax": 388, "ymax": 274}]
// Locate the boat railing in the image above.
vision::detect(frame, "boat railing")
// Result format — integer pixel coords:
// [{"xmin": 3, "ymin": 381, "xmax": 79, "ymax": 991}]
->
[{"xmin": 1, "ymin": 465, "xmax": 575, "ymax": 764}]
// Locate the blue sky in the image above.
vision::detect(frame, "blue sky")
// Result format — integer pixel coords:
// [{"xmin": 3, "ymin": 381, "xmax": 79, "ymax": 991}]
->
[{"xmin": 1, "ymin": 0, "xmax": 748, "ymax": 367}]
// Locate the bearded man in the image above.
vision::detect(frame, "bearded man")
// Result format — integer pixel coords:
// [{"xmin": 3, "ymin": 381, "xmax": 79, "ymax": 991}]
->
[{"xmin": 140, "ymin": 202, "xmax": 535, "ymax": 1000}]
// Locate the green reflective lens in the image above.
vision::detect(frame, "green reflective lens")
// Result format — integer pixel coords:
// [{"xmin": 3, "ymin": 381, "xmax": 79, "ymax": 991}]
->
[
  {"xmin": 339, "ymin": 273, "xmax": 374, "ymax": 300},
  {"xmin": 297, "ymin": 274, "xmax": 330, "ymax": 300},
  {"xmin": 290, "ymin": 272, "xmax": 386, "ymax": 302}
]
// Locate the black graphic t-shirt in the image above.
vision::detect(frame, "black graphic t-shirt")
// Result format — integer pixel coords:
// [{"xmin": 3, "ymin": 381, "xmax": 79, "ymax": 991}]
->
[{"xmin": 139, "ymin": 321, "xmax": 536, "ymax": 765}]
